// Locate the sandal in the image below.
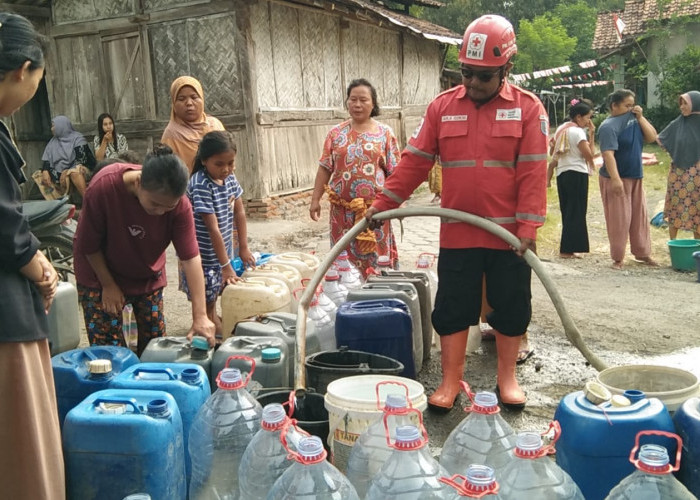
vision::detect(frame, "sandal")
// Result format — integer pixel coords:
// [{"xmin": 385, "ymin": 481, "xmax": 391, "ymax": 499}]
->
[
  {"xmin": 634, "ymin": 257, "xmax": 659, "ymax": 267},
  {"xmin": 516, "ymin": 348, "xmax": 535, "ymax": 365}
]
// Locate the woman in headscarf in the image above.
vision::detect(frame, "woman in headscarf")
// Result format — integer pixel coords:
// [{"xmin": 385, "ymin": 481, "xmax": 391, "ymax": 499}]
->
[
  {"xmin": 161, "ymin": 76, "xmax": 225, "ymax": 172},
  {"xmin": 658, "ymin": 90, "xmax": 700, "ymax": 240},
  {"xmin": 34, "ymin": 115, "xmax": 96, "ymax": 200}
]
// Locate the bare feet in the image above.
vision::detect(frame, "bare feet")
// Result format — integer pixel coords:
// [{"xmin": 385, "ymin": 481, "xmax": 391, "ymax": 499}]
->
[
  {"xmin": 560, "ymin": 253, "xmax": 583, "ymax": 259},
  {"xmin": 611, "ymin": 261, "xmax": 623, "ymax": 270},
  {"xmin": 634, "ymin": 257, "xmax": 659, "ymax": 267}
]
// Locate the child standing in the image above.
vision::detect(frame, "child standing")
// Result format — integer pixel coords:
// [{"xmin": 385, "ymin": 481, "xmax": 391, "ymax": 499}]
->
[{"xmin": 181, "ymin": 131, "xmax": 255, "ymax": 337}]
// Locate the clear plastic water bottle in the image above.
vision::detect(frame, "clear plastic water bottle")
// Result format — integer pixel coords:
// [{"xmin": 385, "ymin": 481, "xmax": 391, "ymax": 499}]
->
[
  {"xmin": 189, "ymin": 358, "xmax": 263, "ymax": 500},
  {"xmin": 335, "ymin": 251, "xmax": 363, "ymax": 290},
  {"xmin": 440, "ymin": 383, "xmax": 516, "ymax": 475},
  {"xmin": 441, "ymin": 464, "xmax": 503, "ymax": 498},
  {"xmin": 605, "ymin": 431, "xmax": 696, "ymax": 500},
  {"xmin": 122, "ymin": 303, "xmax": 138, "ymax": 350},
  {"xmin": 322, "ymin": 270, "xmax": 348, "ymax": 307},
  {"xmin": 498, "ymin": 422, "xmax": 585, "ymax": 500},
  {"xmin": 238, "ymin": 403, "xmax": 306, "ymax": 500},
  {"xmin": 346, "ymin": 382, "xmax": 417, "ymax": 497},
  {"xmin": 312, "ymin": 283, "xmax": 338, "ymax": 326},
  {"xmin": 365, "ymin": 412, "xmax": 451, "ymax": 500},
  {"xmin": 266, "ymin": 435, "xmax": 359, "ymax": 500},
  {"xmin": 307, "ymin": 294, "xmax": 336, "ymax": 351}
]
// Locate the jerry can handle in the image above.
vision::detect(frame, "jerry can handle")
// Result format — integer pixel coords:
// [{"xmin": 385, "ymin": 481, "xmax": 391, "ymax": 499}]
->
[
  {"xmin": 131, "ymin": 367, "xmax": 177, "ymax": 380},
  {"xmin": 383, "ymin": 407, "xmax": 427, "ymax": 449},
  {"xmin": 280, "ymin": 419, "xmax": 321, "ymax": 463},
  {"xmin": 92, "ymin": 397, "xmax": 140, "ymax": 414},
  {"xmin": 542, "ymin": 420, "xmax": 561, "ymax": 456},
  {"xmin": 630, "ymin": 430, "xmax": 682, "ymax": 473},
  {"xmin": 375, "ymin": 380, "xmax": 412, "ymax": 411},
  {"xmin": 224, "ymin": 355, "xmax": 256, "ymax": 385},
  {"xmin": 439, "ymin": 474, "xmax": 499, "ymax": 498}
]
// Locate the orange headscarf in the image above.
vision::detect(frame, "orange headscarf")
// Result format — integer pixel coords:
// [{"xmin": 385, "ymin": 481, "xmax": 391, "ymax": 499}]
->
[{"xmin": 160, "ymin": 76, "xmax": 225, "ymax": 172}]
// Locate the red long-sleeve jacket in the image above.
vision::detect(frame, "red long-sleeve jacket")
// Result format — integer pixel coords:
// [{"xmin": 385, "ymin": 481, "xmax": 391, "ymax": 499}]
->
[{"xmin": 373, "ymin": 82, "xmax": 549, "ymax": 250}]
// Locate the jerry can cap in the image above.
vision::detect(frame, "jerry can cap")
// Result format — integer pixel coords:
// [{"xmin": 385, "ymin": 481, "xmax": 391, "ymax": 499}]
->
[
  {"xmin": 191, "ymin": 336, "xmax": 209, "ymax": 351},
  {"xmin": 584, "ymin": 380, "xmax": 611, "ymax": 405},
  {"xmin": 98, "ymin": 401, "xmax": 127, "ymax": 415},
  {"xmin": 611, "ymin": 394, "xmax": 631, "ymax": 407},
  {"xmin": 262, "ymin": 347, "xmax": 281, "ymax": 362},
  {"xmin": 88, "ymin": 359, "xmax": 112, "ymax": 374}
]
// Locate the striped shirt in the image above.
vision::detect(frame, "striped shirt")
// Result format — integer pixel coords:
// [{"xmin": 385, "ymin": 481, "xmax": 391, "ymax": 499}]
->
[{"xmin": 187, "ymin": 170, "xmax": 243, "ymax": 266}]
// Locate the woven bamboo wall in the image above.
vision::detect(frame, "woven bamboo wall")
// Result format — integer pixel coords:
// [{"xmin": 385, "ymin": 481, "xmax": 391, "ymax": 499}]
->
[
  {"xmin": 52, "ymin": 0, "xmax": 133, "ymax": 24},
  {"xmin": 402, "ymin": 35, "xmax": 442, "ymax": 106}
]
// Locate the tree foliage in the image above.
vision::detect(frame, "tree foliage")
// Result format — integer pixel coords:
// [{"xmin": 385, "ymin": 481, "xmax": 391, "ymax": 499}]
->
[
  {"xmin": 513, "ymin": 15, "xmax": 577, "ymax": 73},
  {"xmin": 553, "ymin": 1, "xmax": 598, "ymax": 63},
  {"xmin": 656, "ymin": 45, "xmax": 700, "ymax": 106}
]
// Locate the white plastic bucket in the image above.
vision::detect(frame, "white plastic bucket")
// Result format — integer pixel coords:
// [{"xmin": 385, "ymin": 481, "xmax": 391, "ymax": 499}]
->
[{"xmin": 324, "ymin": 374, "xmax": 426, "ymax": 473}]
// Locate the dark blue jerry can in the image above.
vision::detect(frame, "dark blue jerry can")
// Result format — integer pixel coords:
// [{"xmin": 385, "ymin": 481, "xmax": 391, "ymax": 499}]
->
[
  {"xmin": 112, "ymin": 363, "xmax": 210, "ymax": 486},
  {"xmin": 335, "ymin": 298, "xmax": 415, "ymax": 377},
  {"xmin": 674, "ymin": 397, "xmax": 700, "ymax": 497},
  {"xmin": 554, "ymin": 390, "xmax": 675, "ymax": 500},
  {"xmin": 63, "ymin": 389, "xmax": 186, "ymax": 500},
  {"xmin": 52, "ymin": 346, "xmax": 139, "ymax": 428}
]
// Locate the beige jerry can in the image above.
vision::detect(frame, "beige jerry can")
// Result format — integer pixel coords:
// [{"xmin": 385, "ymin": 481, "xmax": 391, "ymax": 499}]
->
[
  {"xmin": 268, "ymin": 252, "xmax": 320, "ymax": 280},
  {"xmin": 221, "ymin": 276, "xmax": 290, "ymax": 339},
  {"xmin": 242, "ymin": 263, "xmax": 302, "ymax": 313}
]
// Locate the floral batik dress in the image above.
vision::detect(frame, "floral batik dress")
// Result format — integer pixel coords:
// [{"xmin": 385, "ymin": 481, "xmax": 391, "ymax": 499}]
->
[{"xmin": 319, "ymin": 120, "xmax": 401, "ymax": 275}]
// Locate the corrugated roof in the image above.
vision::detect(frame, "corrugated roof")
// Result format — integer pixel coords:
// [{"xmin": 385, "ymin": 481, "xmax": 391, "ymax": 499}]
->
[
  {"xmin": 593, "ymin": 0, "xmax": 700, "ymax": 51},
  {"xmin": 342, "ymin": 0, "xmax": 462, "ymax": 44}
]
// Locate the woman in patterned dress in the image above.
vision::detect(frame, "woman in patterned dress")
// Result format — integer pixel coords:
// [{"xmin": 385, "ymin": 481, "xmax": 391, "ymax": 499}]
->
[
  {"xmin": 309, "ymin": 78, "xmax": 401, "ymax": 276},
  {"xmin": 658, "ymin": 90, "xmax": 700, "ymax": 239}
]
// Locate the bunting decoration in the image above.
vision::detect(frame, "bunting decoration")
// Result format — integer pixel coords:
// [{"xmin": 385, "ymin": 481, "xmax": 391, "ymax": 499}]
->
[
  {"xmin": 511, "ymin": 59, "xmax": 603, "ymax": 84},
  {"xmin": 552, "ymin": 80, "xmax": 612, "ymax": 89}
]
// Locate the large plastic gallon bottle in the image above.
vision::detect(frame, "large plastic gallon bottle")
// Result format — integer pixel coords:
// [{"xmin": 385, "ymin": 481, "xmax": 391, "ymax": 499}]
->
[
  {"xmin": 63, "ymin": 389, "xmax": 186, "ymax": 500},
  {"xmin": 498, "ymin": 423, "xmax": 585, "ymax": 500},
  {"xmin": 238, "ymin": 404, "xmax": 307, "ymax": 500},
  {"xmin": 212, "ymin": 337, "xmax": 289, "ymax": 394},
  {"xmin": 312, "ymin": 281, "xmax": 338, "ymax": 323},
  {"xmin": 605, "ymin": 431, "xmax": 697, "ymax": 499},
  {"xmin": 346, "ymin": 382, "xmax": 418, "ymax": 497},
  {"xmin": 414, "ymin": 252, "xmax": 438, "ymax": 306},
  {"xmin": 112, "ymin": 363, "xmax": 210, "ymax": 487},
  {"xmin": 141, "ymin": 336, "xmax": 214, "ymax": 382},
  {"xmin": 46, "ymin": 280, "xmax": 80, "ymax": 355},
  {"xmin": 335, "ymin": 250, "xmax": 363, "ymax": 290},
  {"xmin": 335, "ymin": 298, "xmax": 415, "ymax": 377},
  {"xmin": 307, "ymin": 293, "xmax": 336, "ymax": 351},
  {"xmin": 243, "ymin": 263, "xmax": 302, "ymax": 313},
  {"xmin": 674, "ymin": 397, "xmax": 700, "ymax": 497},
  {"xmin": 441, "ymin": 464, "xmax": 503, "ymax": 499},
  {"xmin": 321, "ymin": 270, "xmax": 348, "ymax": 307},
  {"xmin": 266, "ymin": 435, "xmax": 359, "ymax": 499},
  {"xmin": 440, "ymin": 383, "xmax": 516, "ymax": 475},
  {"xmin": 189, "ymin": 361, "xmax": 263, "ymax": 500},
  {"xmin": 234, "ymin": 313, "xmax": 319, "ymax": 384},
  {"xmin": 52, "ymin": 345, "xmax": 139, "ymax": 429},
  {"xmin": 365, "ymin": 420, "xmax": 451, "ymax": 499},
  {"xmin": 554, "ymin": 388, "xmax": 675, "ymax": 500},
  {"xmin": 221, "ymin": 276, "xmax": 291, "ymax": 339},
  {"xmin": 269, "ymin": 252, "xmax": 320, "ymax": 280}
]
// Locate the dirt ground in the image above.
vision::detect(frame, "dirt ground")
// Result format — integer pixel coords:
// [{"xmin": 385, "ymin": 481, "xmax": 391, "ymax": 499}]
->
[{"xmin": 159, "ymin": 186, "xmax": 700, "ymax": 451}]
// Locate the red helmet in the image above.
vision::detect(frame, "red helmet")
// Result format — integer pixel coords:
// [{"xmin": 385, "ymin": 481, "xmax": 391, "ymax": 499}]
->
[{"xmin": 458, "ymin": 15, "xmax": 517, "ymax": 67}]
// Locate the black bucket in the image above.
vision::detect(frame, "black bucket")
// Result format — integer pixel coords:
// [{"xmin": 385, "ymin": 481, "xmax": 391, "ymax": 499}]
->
[
  {"xmin": 256, "ymin": 390, "xmax": 329, "ymax": 450},
  {"xmin": 305, "ymin": 349, "xmax": 404, "ymax": 395}
]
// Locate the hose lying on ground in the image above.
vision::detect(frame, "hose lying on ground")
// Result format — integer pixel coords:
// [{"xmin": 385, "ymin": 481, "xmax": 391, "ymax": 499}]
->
[{"xmin": 294, "ymin": 207, "xmax": 608, "ymax": 393}]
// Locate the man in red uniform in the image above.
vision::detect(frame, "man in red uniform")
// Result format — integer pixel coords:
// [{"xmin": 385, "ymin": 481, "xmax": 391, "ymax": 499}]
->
[{"xmin": 366, "ymin": 15, "xmax": 548, "ymax": 411}]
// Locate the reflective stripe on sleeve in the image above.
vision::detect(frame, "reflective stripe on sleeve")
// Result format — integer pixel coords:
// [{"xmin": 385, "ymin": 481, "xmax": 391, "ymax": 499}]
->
[
  {"xmin": 441, "ymin": 215, "xmax": 517, "ymax": 224},
  {"xmin": 441, "ymin": 160, "xmax": 477, "ymax": 168},
  {"xmin": 483, "ymin": 160, "xmax": 515, "ymax": 168},
  {"xmin": 383, "ymin": 188, "xmax": 405, "ymax": 205},
  {"xmin": 516, "ymin": 212, "xmax": 546, "ymax": 223},
  {"xmin": 406, "ymin": 144, "xmax": 435, "ymax": 161},
  {"xmin": 517, "ymin": 153, "xmax": 548, "ymax": 162}
]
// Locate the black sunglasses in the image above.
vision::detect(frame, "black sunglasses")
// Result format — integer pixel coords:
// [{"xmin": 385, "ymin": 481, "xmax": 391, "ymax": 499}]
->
[{"xmin": 460, "ymin": 66, "xmax": 503, "ymax": 83}]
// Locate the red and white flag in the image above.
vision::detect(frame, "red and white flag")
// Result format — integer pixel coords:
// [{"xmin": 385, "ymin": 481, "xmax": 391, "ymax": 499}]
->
[{"xmin": 613, "ymin": 14, "xmax": 626, "ymax": 43}]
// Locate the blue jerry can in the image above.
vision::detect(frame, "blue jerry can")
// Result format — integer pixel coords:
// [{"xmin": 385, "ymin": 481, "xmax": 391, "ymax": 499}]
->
[
  {"xmin": 674, "ymin": 397, "xmax": 700, "ymax": 497},
  {"xmin": 554, "ymin": 390, "xmax": 676, "ymax": 500},
  {"xmin": 63, "ymin": 389, "xmax": 186, "ymax": 500},
  {"xmin": 112, "ymin": 363, "xmax": 210, "ymax": 487},
  {"xmin": 335, "ymin": 298, "xmax": 415, "ymax": 378},
  {"xmin": 51, "ymin": 346, "xmax": 139, "ymax": 429}
]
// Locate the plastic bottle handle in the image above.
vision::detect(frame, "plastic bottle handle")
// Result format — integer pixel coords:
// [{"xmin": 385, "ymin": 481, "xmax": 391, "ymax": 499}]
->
[
  {"xmin": 417, "ymin": 252, "xmax": 437, "ymax": 266},
  {"xmin": 375, "ymin": 380, "xmax": 412, "ymax": 411},
  {"xmin": 439, "ymin": 474, "xmax": 500, "ymax": 498},
  {"xmin": 223, "ymin": 355, "xmax": 256, "ymax": 385},
  {"xmin": 383, "ymin": 407, "xmax": 428, "ymax": 449},
  {"xmin": 280, "ymin": 419, "xmax": 322, "ymax": 463},
  {"xmin": 541, "ymin": 420, "xmax": 561, "ymax": 456},
  {"xmin": 92, "ymin": 397, "xmax": 140, "ymax": 414},
  {"xmin": 460, "ymin": 381, "xmax": 500, "ymax": 415},
  {"xmin": 629, "ymin": 430, "xmax": 683, "ymax": 473},
  {"xmin": 131, "ymin": 367, "xmax": 177, "ymax": 380}
]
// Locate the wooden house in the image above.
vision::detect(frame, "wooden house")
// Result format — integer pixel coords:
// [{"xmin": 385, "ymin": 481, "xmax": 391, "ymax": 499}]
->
[{"xmin": 3, "ymin": 0, "xmax": 460, "ymax": 215}]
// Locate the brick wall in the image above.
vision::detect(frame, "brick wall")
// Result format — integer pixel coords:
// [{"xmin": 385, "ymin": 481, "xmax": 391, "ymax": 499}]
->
[{"xmin": 243, "ymin": 188, "xmax": 330, "ymax": 220}]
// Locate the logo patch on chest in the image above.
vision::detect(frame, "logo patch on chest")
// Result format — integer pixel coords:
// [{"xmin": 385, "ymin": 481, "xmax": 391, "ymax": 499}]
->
[
  {"xmin": 128, "ymin": 225, "xmax": 145, "ymax": 239},
  {"xmin": 495, "ymin": 108, "xmax": 522, "ymax": 121}
]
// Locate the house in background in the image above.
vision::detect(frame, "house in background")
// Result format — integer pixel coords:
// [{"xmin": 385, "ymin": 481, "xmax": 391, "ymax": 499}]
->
[
  {"xmin": 593, "ymin": 0, "xmax": 700, "ymax": 107},
  {"xmin": 3, "ymin": 0, "xmax": 460, "ymax": 216}
]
